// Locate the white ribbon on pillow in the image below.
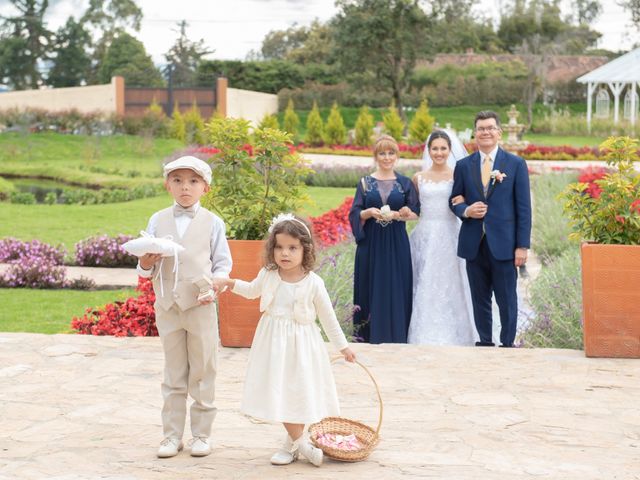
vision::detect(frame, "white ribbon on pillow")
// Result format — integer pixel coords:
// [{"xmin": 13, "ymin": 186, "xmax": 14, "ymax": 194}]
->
[{"xmin": 122, "ymin": 231, "xmax": 185, "ymax": 297}]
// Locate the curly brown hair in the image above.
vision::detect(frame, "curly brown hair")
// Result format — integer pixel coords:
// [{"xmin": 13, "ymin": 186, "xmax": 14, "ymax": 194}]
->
[{"xmin": 263, "ymin": 216, "xmax": 317, "ymax": 272}]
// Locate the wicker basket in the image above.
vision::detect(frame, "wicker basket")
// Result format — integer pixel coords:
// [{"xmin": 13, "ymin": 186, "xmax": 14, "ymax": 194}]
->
[{"xmin": 308, "ymin": 358, "xmax": 382, "ymax": 462}]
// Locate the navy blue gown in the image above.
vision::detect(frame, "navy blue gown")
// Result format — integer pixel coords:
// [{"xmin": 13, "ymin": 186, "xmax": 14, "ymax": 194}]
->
[{"xmin": 349, "ymin": 174, "xmax": 420, "ymax": 344}]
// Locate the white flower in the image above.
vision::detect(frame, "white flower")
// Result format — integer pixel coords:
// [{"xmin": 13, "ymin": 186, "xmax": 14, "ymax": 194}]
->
[
  {"xmin": 490, "ymin": 170, "xmax": 507, "ymax": 183},
  {"xmin": 380, "ymin": 205, "xmax": 391, "ymax": 218}
]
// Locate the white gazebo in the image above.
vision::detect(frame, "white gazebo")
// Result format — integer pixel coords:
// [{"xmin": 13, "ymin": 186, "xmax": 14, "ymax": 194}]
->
[{"xmin": 577, "ymin": 48, "xmax": 640, "ymax": 129}]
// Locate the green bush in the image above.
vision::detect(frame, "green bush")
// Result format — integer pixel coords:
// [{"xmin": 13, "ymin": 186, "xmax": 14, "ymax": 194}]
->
[
  {"xmin": 533, "ymin": 107, "xmax": 640, "ymax": 137},
  {"xmin": 282, "ymin": 99, "xmax": 300, "ymax": 139},
  {"xmin": 521, "ymin": 248, "xmax": 583, "ymax": 350},
  {"xmin": 170, "ymin": 104, "xmax": 187, "ymax": 142},
  {"xmin": 408, "ymin": 98, "xmax": 435, "ymax": 145},
  {"xmin": 44, "ymin": 192, "xmax": 58, "ymax": 205},
  {"xmin": 305, "ymin": 102, "xmax": 324, "ymax": 146},
  {"xmin": 323, "ymin": 102, "xmax": 347, "ymax": 145},
  {"xmin": 9, "ymin": 191, "xmax": 36, "ymax": 204},
  {"xmin": 140, "ymin": 100, "xmax": 170, "ymax": 137},
  {"xmin": 354, "ymin": 105, "xmax": 374, "ymax": 147},
  {"xmin": 258, "ymin": 113, "xmax": 280, "ymax": 130},
  {"xmin": 383, "ymin": 101, "xmax": 404, "ymax": 140},
  {"xmin": 0, "ymin": 176, "xmax": 15, "ymax": 201},
  {"xmin": 531, "ymin": 172, "xmax": 577, "ymax": 264},
  {"xmin": 184, "ymin": 103, "xmax": 207, "ymax": 145}
]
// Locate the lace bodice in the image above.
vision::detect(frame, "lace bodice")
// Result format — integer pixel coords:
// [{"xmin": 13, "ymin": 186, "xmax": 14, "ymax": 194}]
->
[{"xmin": 416, "ymin": 178, "xmax": 457, "ymax": 222}]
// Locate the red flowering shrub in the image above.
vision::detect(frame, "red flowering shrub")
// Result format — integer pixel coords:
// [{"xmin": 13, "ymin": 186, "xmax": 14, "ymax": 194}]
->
[
  {"xmin": 578, "ymin": 166, "xmax": 608, "ymax": 198},
  {"xmin": 310, "ymin": 197, "xmax": 353, "ymax": 247},
  {"xmin": 71, "ymin": 277, "xmax": 158, "ymax": 337}
]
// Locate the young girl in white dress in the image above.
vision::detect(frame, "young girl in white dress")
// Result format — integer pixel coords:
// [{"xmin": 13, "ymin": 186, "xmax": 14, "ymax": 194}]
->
[{"xmin": 218, "ymin": 213, "xmax": 356, "ymax": 467}]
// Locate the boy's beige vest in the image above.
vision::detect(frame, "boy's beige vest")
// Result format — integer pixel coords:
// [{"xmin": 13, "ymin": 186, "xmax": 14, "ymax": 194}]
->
[{"xmin": 152, "ymin": 206, "xmax": 213, "ymax": 312}]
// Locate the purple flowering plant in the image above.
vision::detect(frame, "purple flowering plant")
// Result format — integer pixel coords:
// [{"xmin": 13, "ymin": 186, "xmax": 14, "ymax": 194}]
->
[
  {"xmin": 74, "ymin": 234, "xmax": 136, "ymax": 267},
  {"xmin": 0, "ymin": 237, "xmax": 68, "ymax": 288}
]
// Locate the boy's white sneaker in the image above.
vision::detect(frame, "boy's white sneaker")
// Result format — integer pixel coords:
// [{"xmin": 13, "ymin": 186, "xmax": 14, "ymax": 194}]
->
[
  {"xmin": 270, "ymin": 435, "xmax": 299, "ymax": 465},
  {"xmin": 157, "ymin": 438, "xmax": 183, "ymax": 458},
  {"xmin": 189, "ymin": 437, "xmax": 212, "ymax": 457}
]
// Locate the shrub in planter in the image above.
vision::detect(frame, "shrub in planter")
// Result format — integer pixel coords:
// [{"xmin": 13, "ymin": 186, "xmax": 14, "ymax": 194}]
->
[
  {"xmin": 71, "ymin": 277, "xmax": 158, "ymax": 336},
  {"xmin": 184, "ymin": 103, "xmax": 207, "ymax": 145},
  {"xmin": 74, "ymin": 234, "xmax": 136, "ymax": 267},
  {"xmin": 561, "ymin": 136, "xmax": 640, "ymax": 244},
  {"xmin": 202, "ymin": 117, "xmax": 311, "ymax": 240}
]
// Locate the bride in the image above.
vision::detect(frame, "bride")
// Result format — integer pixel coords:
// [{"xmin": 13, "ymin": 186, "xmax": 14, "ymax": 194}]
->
[{"xmin": 407, "ymin": 130, "xmax": 477, "ymax": 345}]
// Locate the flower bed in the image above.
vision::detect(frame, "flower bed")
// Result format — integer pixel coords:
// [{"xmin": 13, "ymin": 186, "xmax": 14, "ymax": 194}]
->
[
  {"xmin": 71, "ymin": 277, "xmax": 157, "ymax": 336},
  {"xmin": 296, "ymin": 142, "xmax": 640, "ymax": 162},
  {"xmin": 310, "ymin": 197, "xmax": 353, "ymax": 247},
  {"xmin": 75, "ymin": 234, "xmax": 136, "ymax": 267}
]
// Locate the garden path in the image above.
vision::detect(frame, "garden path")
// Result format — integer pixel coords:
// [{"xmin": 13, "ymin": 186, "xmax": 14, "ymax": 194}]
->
[
  {"xmin": 302, "ymin": 153, "xmax": 640, "ymax": 173},
  {"xmin": 1, "ymin": 332, "xmax": 638, "ymax": 479}
]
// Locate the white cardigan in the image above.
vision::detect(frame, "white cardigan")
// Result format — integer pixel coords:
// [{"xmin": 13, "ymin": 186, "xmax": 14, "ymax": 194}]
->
[{"xmin": 232, "ymin": 268, "xmax": 349, "ymax": 351}]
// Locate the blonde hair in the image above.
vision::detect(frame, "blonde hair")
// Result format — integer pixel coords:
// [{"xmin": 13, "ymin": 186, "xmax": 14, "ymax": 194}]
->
[{"xmin": 373, "ymin": 134, "xmax": 399, "ymax": 157}]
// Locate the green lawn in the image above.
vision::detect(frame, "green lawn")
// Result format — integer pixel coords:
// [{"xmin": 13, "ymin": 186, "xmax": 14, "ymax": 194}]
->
[
  {"xmin": 0, "ymin": 132, "xmax": 182, "ymax": 176},
  {"xmin": 526, "ymin": 133, "xmax": 606, "ymax": 147},
  {"xmin": 1, "ymin": 186, "xmax": 354, "ymax": 249},
  {"xmin": 0, "ymin": 288, "xmax": 135, "ymax": 334}
]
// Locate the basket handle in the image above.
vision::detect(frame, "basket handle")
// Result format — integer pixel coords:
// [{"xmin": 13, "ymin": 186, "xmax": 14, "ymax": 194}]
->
[{"xmin": 331, "ymin": 356, "xmax": 383, "ymax": 436}]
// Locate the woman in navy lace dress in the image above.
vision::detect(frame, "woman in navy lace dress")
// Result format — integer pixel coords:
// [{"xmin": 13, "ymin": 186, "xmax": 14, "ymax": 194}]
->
[{"xmin": 349, "ymin": 135, "xmax": 420, "ymax": 343}]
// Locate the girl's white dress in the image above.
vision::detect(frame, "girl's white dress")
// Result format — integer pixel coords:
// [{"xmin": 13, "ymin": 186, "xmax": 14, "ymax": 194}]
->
[{"xmin": 232, "ymin": 269, "xmax": 349, "ymax": 424}]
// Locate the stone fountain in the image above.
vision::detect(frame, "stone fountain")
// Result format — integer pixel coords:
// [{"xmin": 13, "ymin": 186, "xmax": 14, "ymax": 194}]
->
[{"xmin": 501, "ymin": 104, "xmax": 529, "ymax": 150}]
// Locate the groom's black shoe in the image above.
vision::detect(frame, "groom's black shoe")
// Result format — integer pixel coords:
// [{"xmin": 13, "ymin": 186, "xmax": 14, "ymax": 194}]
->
[
  {"xmin": 500, "ymin": 344, "xmax": 515, "ymax": 348},
  {"xmin": 475, "ymin": 341, "xmax": 495, "ymax": 347}
]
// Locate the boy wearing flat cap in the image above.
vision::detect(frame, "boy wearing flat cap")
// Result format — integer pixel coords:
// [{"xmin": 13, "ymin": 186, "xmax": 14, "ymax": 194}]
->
[{"xmin": 137, "ymin": 156, "xmax": 231, "ymax": 458}]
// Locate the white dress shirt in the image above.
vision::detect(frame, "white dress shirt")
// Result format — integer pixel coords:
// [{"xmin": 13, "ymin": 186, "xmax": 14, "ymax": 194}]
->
[{"xmin": 136, "ymin": 201, "xmax": 232, "ymax": 278}]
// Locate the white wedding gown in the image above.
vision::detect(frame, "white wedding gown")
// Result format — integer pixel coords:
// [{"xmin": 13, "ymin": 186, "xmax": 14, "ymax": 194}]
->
[{"xmin": 408, "ymin": 178, "xmax": 477, "ymax": 345}]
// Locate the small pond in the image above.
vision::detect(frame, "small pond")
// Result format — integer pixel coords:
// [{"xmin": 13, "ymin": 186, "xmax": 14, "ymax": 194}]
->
[{"xmin": 2, "ymin": 176, "xmax": 87, "ymax": 203}]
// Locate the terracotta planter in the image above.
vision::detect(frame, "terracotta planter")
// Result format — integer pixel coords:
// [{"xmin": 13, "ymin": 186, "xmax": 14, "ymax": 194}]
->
[
  {"xmin": 218, "ymin": 239, "xmax": 264, "ymax": 347},
  {"xmin": 581, "ymin": 243, "xmax": 640, "ymax": 358}
]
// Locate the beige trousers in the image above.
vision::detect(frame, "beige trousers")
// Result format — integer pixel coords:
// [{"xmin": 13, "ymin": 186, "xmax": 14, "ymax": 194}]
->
[{"xmin": 155, "ymin": 302, "xmax": 218, "ymax": 440}]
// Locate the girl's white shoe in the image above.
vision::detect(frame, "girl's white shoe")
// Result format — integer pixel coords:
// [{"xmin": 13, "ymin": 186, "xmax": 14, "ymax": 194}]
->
[
  {"xmin": 270, "ymin": 435, "xmax": 299, "ymax": 465},
  {"xmin": 294, "ymin": 433, "xmax": 323, "ymax": 467}
]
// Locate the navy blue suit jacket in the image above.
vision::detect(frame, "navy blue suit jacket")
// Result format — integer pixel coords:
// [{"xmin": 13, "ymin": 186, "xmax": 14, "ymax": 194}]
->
[{"xmin": 449, "ymin": 148, "xmax": 532, "ymax": 261}]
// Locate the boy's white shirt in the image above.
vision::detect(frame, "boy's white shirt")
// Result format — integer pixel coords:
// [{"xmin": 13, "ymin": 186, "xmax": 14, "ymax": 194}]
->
[
  {"xmin": 136, "ymin": 201, "xmax": 232, "ymax": 279},
  {"xmin": 232, "ymin": 268, "xmax": 349, "ymax": 351}
]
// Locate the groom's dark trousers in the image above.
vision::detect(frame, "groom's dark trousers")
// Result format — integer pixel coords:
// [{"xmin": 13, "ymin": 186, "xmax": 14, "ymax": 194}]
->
[
  {"xmin": 466, "ymin": 236, "xmax": 518, "ymax": 346},
  {"xmin": 450, "ymin": 148, "xmax": 531, "ymax": 347}
]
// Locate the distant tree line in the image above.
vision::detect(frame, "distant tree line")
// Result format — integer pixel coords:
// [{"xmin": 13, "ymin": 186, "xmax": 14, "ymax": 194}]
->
[{"xmin": 1, "ymin": 0, "xmax": 639, "ymax": 126}]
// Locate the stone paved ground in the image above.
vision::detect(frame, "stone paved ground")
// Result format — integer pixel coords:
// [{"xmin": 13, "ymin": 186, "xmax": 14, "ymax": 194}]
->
[{"xmin": 1, "ymin": 333, "xmax": 639, "ymax": 480}]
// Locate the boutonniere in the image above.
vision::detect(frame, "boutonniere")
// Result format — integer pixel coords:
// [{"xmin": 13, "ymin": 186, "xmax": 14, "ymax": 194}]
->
[{"xmin": 490, "ymin": 170, "xmax": 507, "ymax": 185}]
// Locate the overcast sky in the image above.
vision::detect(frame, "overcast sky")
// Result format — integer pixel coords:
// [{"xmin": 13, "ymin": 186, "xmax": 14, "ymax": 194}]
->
[{"xmin": 1, "ymin": 0, "xmax": 637, "ymax": 64}]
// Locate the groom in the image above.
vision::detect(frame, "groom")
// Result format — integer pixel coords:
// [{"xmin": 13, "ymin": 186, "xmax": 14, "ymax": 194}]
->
[{"xmin": 449, "ymin": 111, "xmax": 531, "ymax": 347}]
